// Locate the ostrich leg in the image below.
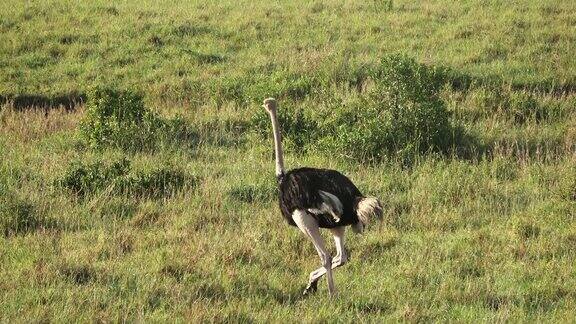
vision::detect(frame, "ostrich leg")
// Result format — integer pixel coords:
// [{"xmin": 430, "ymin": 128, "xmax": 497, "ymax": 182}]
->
[
  {"xmin": 304, "ymin": 226, "xmax": 348, "ymax": 293},
  {"xmin": 292, "ymin": 210, "xmax": 336, "ymax": 297}
]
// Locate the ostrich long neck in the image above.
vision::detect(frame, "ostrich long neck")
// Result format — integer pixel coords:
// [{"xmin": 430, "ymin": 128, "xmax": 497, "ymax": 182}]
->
[{"xmin": 269, "ymin": 110, "xmax": 285, "ymax": 177}]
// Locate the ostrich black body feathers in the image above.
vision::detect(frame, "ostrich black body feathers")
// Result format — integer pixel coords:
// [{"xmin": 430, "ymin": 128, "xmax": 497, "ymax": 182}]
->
[{"xmin": 277, "ymin": 167, "xmax": 363, "ymax": 228}]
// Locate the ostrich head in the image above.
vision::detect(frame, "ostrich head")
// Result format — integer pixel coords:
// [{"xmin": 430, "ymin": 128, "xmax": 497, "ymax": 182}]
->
[{"xmin": 262, "ymin": 98, "xmax": 277, "ymax": 114}]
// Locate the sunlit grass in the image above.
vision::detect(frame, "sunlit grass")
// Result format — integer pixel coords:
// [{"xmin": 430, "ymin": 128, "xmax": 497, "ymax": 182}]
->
[{"xmin": 1, "ymin": 0, "xmax": 575, "ymax": 322}]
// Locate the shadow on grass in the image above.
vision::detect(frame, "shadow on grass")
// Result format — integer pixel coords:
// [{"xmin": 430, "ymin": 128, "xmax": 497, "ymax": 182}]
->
[
  {"xmin": 59, "ymin": 263, "xmax": 95, "ymax": 285},
  {"xmin": 0, "ymin": 92, "xmax": 85, "ymax": 111},
  {"xmin": 437, "ymin": 120, "xmax": 571, "ymax": 164},
  {"xmin": 1, "ymin": 190, "xmax": 60, "ymax": 237},
  {"xmin": 348, "ymin": 299, "xmax": 391, "ymax": 315},
  {"xmin": 230, "ymin": 278, "xmax": 303, "ymax": 305},
  {"xmin": 441, "ymin": 66, "xmax": 576, "ymax": 96}
]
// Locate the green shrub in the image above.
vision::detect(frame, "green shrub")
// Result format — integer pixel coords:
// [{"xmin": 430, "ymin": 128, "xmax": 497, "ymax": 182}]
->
[
  {"xmin": 56, "ymin": 158, "xmax": 130, "ymax": 196},
  {"xmin": 251, "ymin": 55, "xmax": 462, "ymax": 160},
  {"xmin": 80, "ymin": 87, "xmax": 195, "ymax": 151},
  {"xmin": 371, "ymin": 54, "xmax": 450, "ymax": 150},
  {"xmin": 56, "ymin": 158, "xmax": 194, "ymax": 199},
  {"xmin": 251, "ymin": 55, "xmax": 454, "ymax": 161},
  {"xmin": 325, "ymin": 55, "xmax": 453, "ymax": 160},
  {"xmin": 81, "ymin": 87, "xmax": 156, "ymax": 149}
]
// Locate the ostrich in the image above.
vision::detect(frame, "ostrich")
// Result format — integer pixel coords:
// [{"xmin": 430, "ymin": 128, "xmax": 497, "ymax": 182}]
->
[{"xmin": 262, "ymin": 98, "xmax": 383, "ymax": 297}]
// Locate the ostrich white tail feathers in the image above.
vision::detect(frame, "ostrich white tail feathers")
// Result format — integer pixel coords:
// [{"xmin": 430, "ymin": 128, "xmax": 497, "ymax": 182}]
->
[{"xmin": 353, "ymin": 196, "xmax": 383, "ymax": 233}]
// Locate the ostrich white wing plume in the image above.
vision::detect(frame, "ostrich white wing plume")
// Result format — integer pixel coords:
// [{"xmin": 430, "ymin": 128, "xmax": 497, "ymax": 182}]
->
[{"xmin": 307, "ymin": 190, "xmax": 343, "ymax": 223}]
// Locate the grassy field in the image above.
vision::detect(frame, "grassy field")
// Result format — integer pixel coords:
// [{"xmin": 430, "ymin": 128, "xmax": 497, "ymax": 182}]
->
[{"xmin": 1, "ymin": 0, "xmax": 575, "ymax": 322}]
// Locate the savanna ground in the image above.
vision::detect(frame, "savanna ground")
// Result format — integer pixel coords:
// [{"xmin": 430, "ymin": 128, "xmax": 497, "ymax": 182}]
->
[{"xmin": 1, "ymin": 0, "xmax": 575, "ymax": 322}]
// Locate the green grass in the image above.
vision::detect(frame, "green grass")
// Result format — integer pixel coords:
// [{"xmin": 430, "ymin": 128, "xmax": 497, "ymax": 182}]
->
[
  {"xmin": 1, "ymin": 0, "xmax": 575, "ymax": 103},
  {"xmin": 1, "ymin": 0, "xmax": 575, "ymax": 322}
]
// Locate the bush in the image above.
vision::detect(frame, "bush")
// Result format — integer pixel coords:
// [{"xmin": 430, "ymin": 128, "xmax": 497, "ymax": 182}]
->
[
  {"xmin": 332, "ymin": 54, "xmax": 451, "ymax": 160},
  {"xmin": 56, "ymin": 158, "xmax": 130, "ymax": 196},
  {"xmin": 80, "ymin": 87, "xmax": 195, "ymax": 150},
  {"xmin": 250, "ymin": 54, "xmax": 454, "ymax": 161},
  {"xmin": 56, "ymin": 158, "xmax": 194, "ymax": 199}
]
